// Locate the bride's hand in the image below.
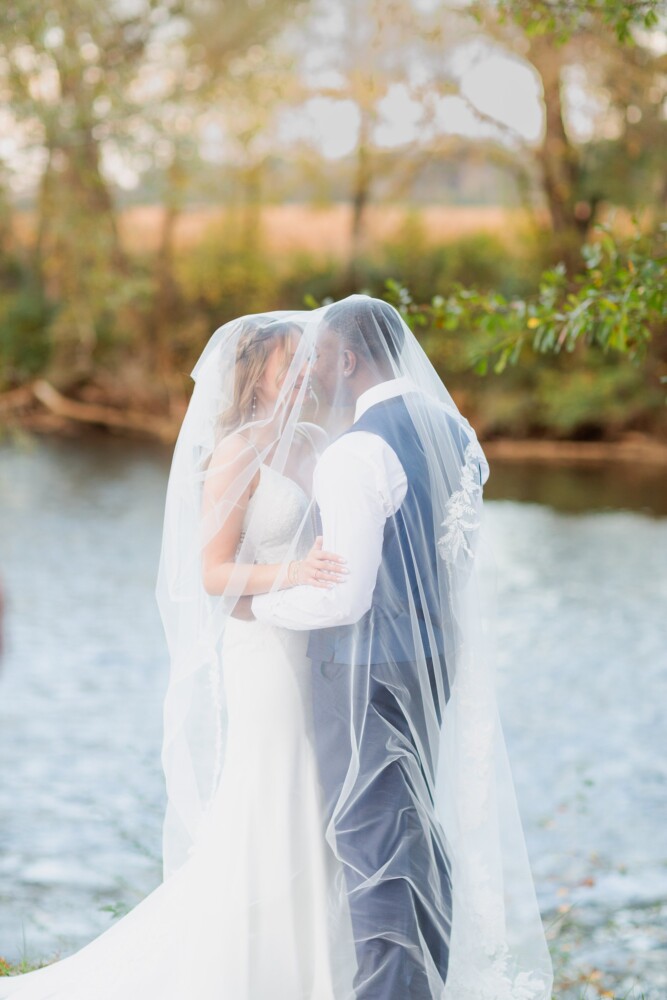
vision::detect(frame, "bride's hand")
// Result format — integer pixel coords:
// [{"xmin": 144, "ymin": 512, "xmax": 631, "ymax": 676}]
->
[{"xmin": 289, "ymin": 537, "xmax": 348, "ymax": 589}]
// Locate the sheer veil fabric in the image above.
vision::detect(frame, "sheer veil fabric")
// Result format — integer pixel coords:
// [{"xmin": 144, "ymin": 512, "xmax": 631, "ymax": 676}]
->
[{"xmin": 0, "ymin": 294, "xmax": 553, "ymax": 1000}]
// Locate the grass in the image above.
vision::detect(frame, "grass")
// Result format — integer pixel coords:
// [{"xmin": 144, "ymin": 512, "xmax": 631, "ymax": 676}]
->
[
  {"xmin": 0, "ymin": 956, "xmax": 48, "ymax": 975},
  {"xmin": 545, "ymin": 901, "xmax": 656, "ymax": 1000}
]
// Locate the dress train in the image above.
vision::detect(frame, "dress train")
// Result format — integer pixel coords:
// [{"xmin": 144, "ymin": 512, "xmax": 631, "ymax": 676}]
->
[{"xmin": 0, "ymin": 619, "xmax": 356, "ymax": 1000}]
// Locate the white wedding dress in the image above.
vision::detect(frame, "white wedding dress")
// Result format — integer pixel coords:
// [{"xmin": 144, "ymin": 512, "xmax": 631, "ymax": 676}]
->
[{"xmin": 0, "ymin": 464, "xmax": 356, "ymax": 1000}]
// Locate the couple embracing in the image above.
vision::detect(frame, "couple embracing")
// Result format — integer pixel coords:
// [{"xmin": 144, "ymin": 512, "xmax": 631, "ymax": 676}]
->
[{"xmin": 0, "ymin": 295, "xmax": 552, "ymax": 1000}]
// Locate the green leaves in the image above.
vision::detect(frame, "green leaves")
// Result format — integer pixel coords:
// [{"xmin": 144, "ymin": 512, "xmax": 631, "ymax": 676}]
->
[
  {"xmin": 475, "ymin": 0, "xmax": 664, "ymax": 45},
  {"xmin": 380, "ymin": 222, "xmax": 666, "ymax": 379}
]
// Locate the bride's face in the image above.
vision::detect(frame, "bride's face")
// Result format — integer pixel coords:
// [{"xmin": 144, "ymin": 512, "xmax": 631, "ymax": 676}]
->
[{"xmin": 255, "ymin": 331, "xmax": 308, "ymax": 413}]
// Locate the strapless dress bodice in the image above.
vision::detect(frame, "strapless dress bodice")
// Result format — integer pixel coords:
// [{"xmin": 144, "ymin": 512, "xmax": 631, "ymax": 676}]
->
[{"xmin": 239, "ymin": 464, "xmax": 313, "ymax": 565}]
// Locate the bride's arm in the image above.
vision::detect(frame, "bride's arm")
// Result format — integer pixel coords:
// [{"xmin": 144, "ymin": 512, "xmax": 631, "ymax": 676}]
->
[{"xmin": 201, "ymin": 436, "xmax": 345, "ymax": 597}]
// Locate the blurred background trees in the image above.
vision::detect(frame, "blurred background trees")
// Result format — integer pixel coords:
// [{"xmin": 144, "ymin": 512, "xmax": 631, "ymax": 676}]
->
[{"xmin": 0, "ymin": 0, "xmax": 665, "ymax": 442}]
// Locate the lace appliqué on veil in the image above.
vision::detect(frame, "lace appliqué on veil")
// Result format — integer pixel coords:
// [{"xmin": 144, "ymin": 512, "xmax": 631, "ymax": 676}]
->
[
  {"xmin": 438, "ymin": 443, "xmax": 551, "ymax": 1000},
  {"xmin": 443, "ymin": 650, "xmax": 551, "ymax": 1000},
  {"xmin": 437, "ymin": 441, "xmax": 484, "ymax": 564},
  {"xmin": 444, "ymin": 936, "xmax": 551, "ymax": 1000}
]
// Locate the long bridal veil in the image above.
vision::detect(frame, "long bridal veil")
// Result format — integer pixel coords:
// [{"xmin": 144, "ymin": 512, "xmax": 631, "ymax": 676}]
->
[
  {"xmin": 0, "ymin": 294, "xmax": 553, "ymax": 1000},
  {"xmin": 154, "ymin": 294, "xmax": 553, "ymax": 998}
]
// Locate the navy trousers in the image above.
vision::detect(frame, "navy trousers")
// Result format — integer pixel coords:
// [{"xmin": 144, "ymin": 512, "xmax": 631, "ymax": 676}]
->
[{"xmin": 311, "ymin": 657, "xmax": 452, "ymax": 1000}]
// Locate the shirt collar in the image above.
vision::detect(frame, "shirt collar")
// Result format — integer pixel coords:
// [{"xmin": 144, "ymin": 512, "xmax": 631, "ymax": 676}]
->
[{"xmin": 354, "ymin": 376, "xmax": 419, "ymax": 422}]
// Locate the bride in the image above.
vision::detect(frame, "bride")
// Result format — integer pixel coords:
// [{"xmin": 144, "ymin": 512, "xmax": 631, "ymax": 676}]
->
[
  {"xmin": 0, "ymin": 296, "xmax": 554, "ymax": 999},
  {"xmin": 0, "ymin": 313, "xmax": 358, "ymax": 1000}
]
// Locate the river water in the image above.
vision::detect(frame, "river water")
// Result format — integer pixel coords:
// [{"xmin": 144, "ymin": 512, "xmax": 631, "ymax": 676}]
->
[{"xmin": 0, "ymin": 433, "xmax": 665, "ymax": 998}]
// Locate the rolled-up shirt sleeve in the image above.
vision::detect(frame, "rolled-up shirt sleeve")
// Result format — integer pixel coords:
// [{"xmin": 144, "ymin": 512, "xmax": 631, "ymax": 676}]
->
[{"xmin": 251, "ymin": 433, "xmax": 405, "ymax": 630}]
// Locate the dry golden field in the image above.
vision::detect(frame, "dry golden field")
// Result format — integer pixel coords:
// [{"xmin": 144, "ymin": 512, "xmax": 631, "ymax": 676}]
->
[
  {"xmin": 118, "ymin": 203, "xmax": 532, "ymax": 257},
  {"xmin": 11, "ymin": 201, "xmax": 647, "ymax": 260}
]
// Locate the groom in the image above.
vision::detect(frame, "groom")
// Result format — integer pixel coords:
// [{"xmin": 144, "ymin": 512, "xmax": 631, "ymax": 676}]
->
[{"xmin": 252, "ymin": 296, "xmax": 477, "ymax": 998}]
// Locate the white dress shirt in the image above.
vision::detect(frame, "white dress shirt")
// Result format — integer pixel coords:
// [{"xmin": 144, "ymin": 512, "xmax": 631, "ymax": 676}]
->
[{"xmin": 251, "ymin": 377, "xmax": 417, "ymax": 630}]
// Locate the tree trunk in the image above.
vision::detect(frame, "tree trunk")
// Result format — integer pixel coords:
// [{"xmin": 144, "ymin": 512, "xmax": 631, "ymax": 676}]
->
[
  {"xmin": 241, "ymin": 159, "xmax": 263, "ymax": 255},
  {"xmin": 527, "ymin": 36, "xmax": 594, "ymax": 265},
  {"xmin": 530, "ymin": 38, "xmax": 578, "ymax": 228},
  {"xmin": 31, "ymin": 379, "xmax": 177, "ymax": 442},
  {"xmin": 38, "ymin": 33, "xmax": 129, "ymax": 383},
  {"xmin": 347, "ymin": 109, "xmax": 373, "ymax": 289},
  {"xmin": 151, "ymin": 154, "xmax": 188, "ymax": 396}
]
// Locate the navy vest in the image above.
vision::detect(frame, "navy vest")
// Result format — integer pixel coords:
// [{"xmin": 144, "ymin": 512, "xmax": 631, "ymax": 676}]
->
[{"xmin": 306, "ymin": 393, "xmax": 476, "ymax": 667}]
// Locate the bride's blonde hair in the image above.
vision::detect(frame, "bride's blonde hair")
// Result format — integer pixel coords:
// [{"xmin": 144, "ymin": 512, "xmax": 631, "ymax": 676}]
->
[{"xmin": 216, "ymin": 318, "xmax": 300, "ymax": 441}]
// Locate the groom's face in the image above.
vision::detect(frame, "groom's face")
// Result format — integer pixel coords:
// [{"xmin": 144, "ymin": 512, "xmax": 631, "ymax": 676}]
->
[{"xmin": 312, "ymin": 323, "xmax": 346, "ymax": 407}]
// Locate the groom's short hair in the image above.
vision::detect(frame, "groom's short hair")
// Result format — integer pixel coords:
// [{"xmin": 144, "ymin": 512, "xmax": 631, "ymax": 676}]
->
[{"xmin": 323, "ymin": 297, "xmax": 405, "ymax": 368}]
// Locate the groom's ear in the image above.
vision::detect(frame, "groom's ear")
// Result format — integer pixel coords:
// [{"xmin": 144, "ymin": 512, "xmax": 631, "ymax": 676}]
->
[{"xmin": 342, "ymin": 348, "xmax": 357, "ymax": 378}]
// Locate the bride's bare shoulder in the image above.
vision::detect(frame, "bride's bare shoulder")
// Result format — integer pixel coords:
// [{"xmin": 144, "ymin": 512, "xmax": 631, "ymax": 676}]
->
[
  {"xmin": 203, "ymin": 433, "xmax": 261, "ymax": 501},
  {"xmin": 207, "ymin": 432, "xmax": 259, "ymax": 475}
]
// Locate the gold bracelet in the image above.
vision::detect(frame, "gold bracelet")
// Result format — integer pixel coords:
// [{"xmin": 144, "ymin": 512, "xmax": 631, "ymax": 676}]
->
[{"xmin": 288, "ymin": 560, "xmax": 300, "ymax": 586}]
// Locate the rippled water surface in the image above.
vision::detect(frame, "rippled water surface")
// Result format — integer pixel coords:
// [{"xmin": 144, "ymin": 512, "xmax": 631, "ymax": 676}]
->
[{"xmin": 1, "ymin": 434, "xmax": 666, "ymax": 997}]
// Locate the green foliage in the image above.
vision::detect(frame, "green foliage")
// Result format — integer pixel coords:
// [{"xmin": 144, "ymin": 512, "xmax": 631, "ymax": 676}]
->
[
  {"xmin": 0, "ymin": 956, "xmax": 48, "ymax": 976},
  {"xmin": 284, "ymin": 218, "xmax": 536, "ymax": 313},
  {"xmin": 175, "ymin": 222, "xmax": 282, "ymax": 328},
  {"xmin": 371, "ymin": 223, "xmax": 667, "ymax": 439},
  {"xmin": 0, "ymin": 257, "xmax": 55, "ymax": 387},
  {"xmin": 384, "ymin": 223, "xmax": 667, "ymax": 377},
  {"xmin": 1, "ymin": 211, "xmax": 665, "ymax": 443},
  {"xmin": 380, "ymin": 217, "xmax": 536, "ymax": 300},
  {"xmin": 99, "ymin": 900, "xmax": 132, "ymax": 920},
  {"xmin": 472, "ymin": 0, "xmax": 663, "ymax": 43},
  {"xmin": 536, "ymin": 360, "xmax": 660, "ymax": 435},
  {"xmin": 172, "ymin": 211, "xmax": 667, "ymax": 439}
]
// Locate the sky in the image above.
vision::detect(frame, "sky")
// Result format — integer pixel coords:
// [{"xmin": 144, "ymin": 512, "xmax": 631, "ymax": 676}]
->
[
  {"xmin": 3, "ymin": 1, "xmax": 656, "ymax": 197},
  {"xmin": 277, "ymin": 41, "xmax": 545, "ymax": 161},
  {"xmin": 268, "ymin": 0, "xmax": 552, "ymax": 160}
]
